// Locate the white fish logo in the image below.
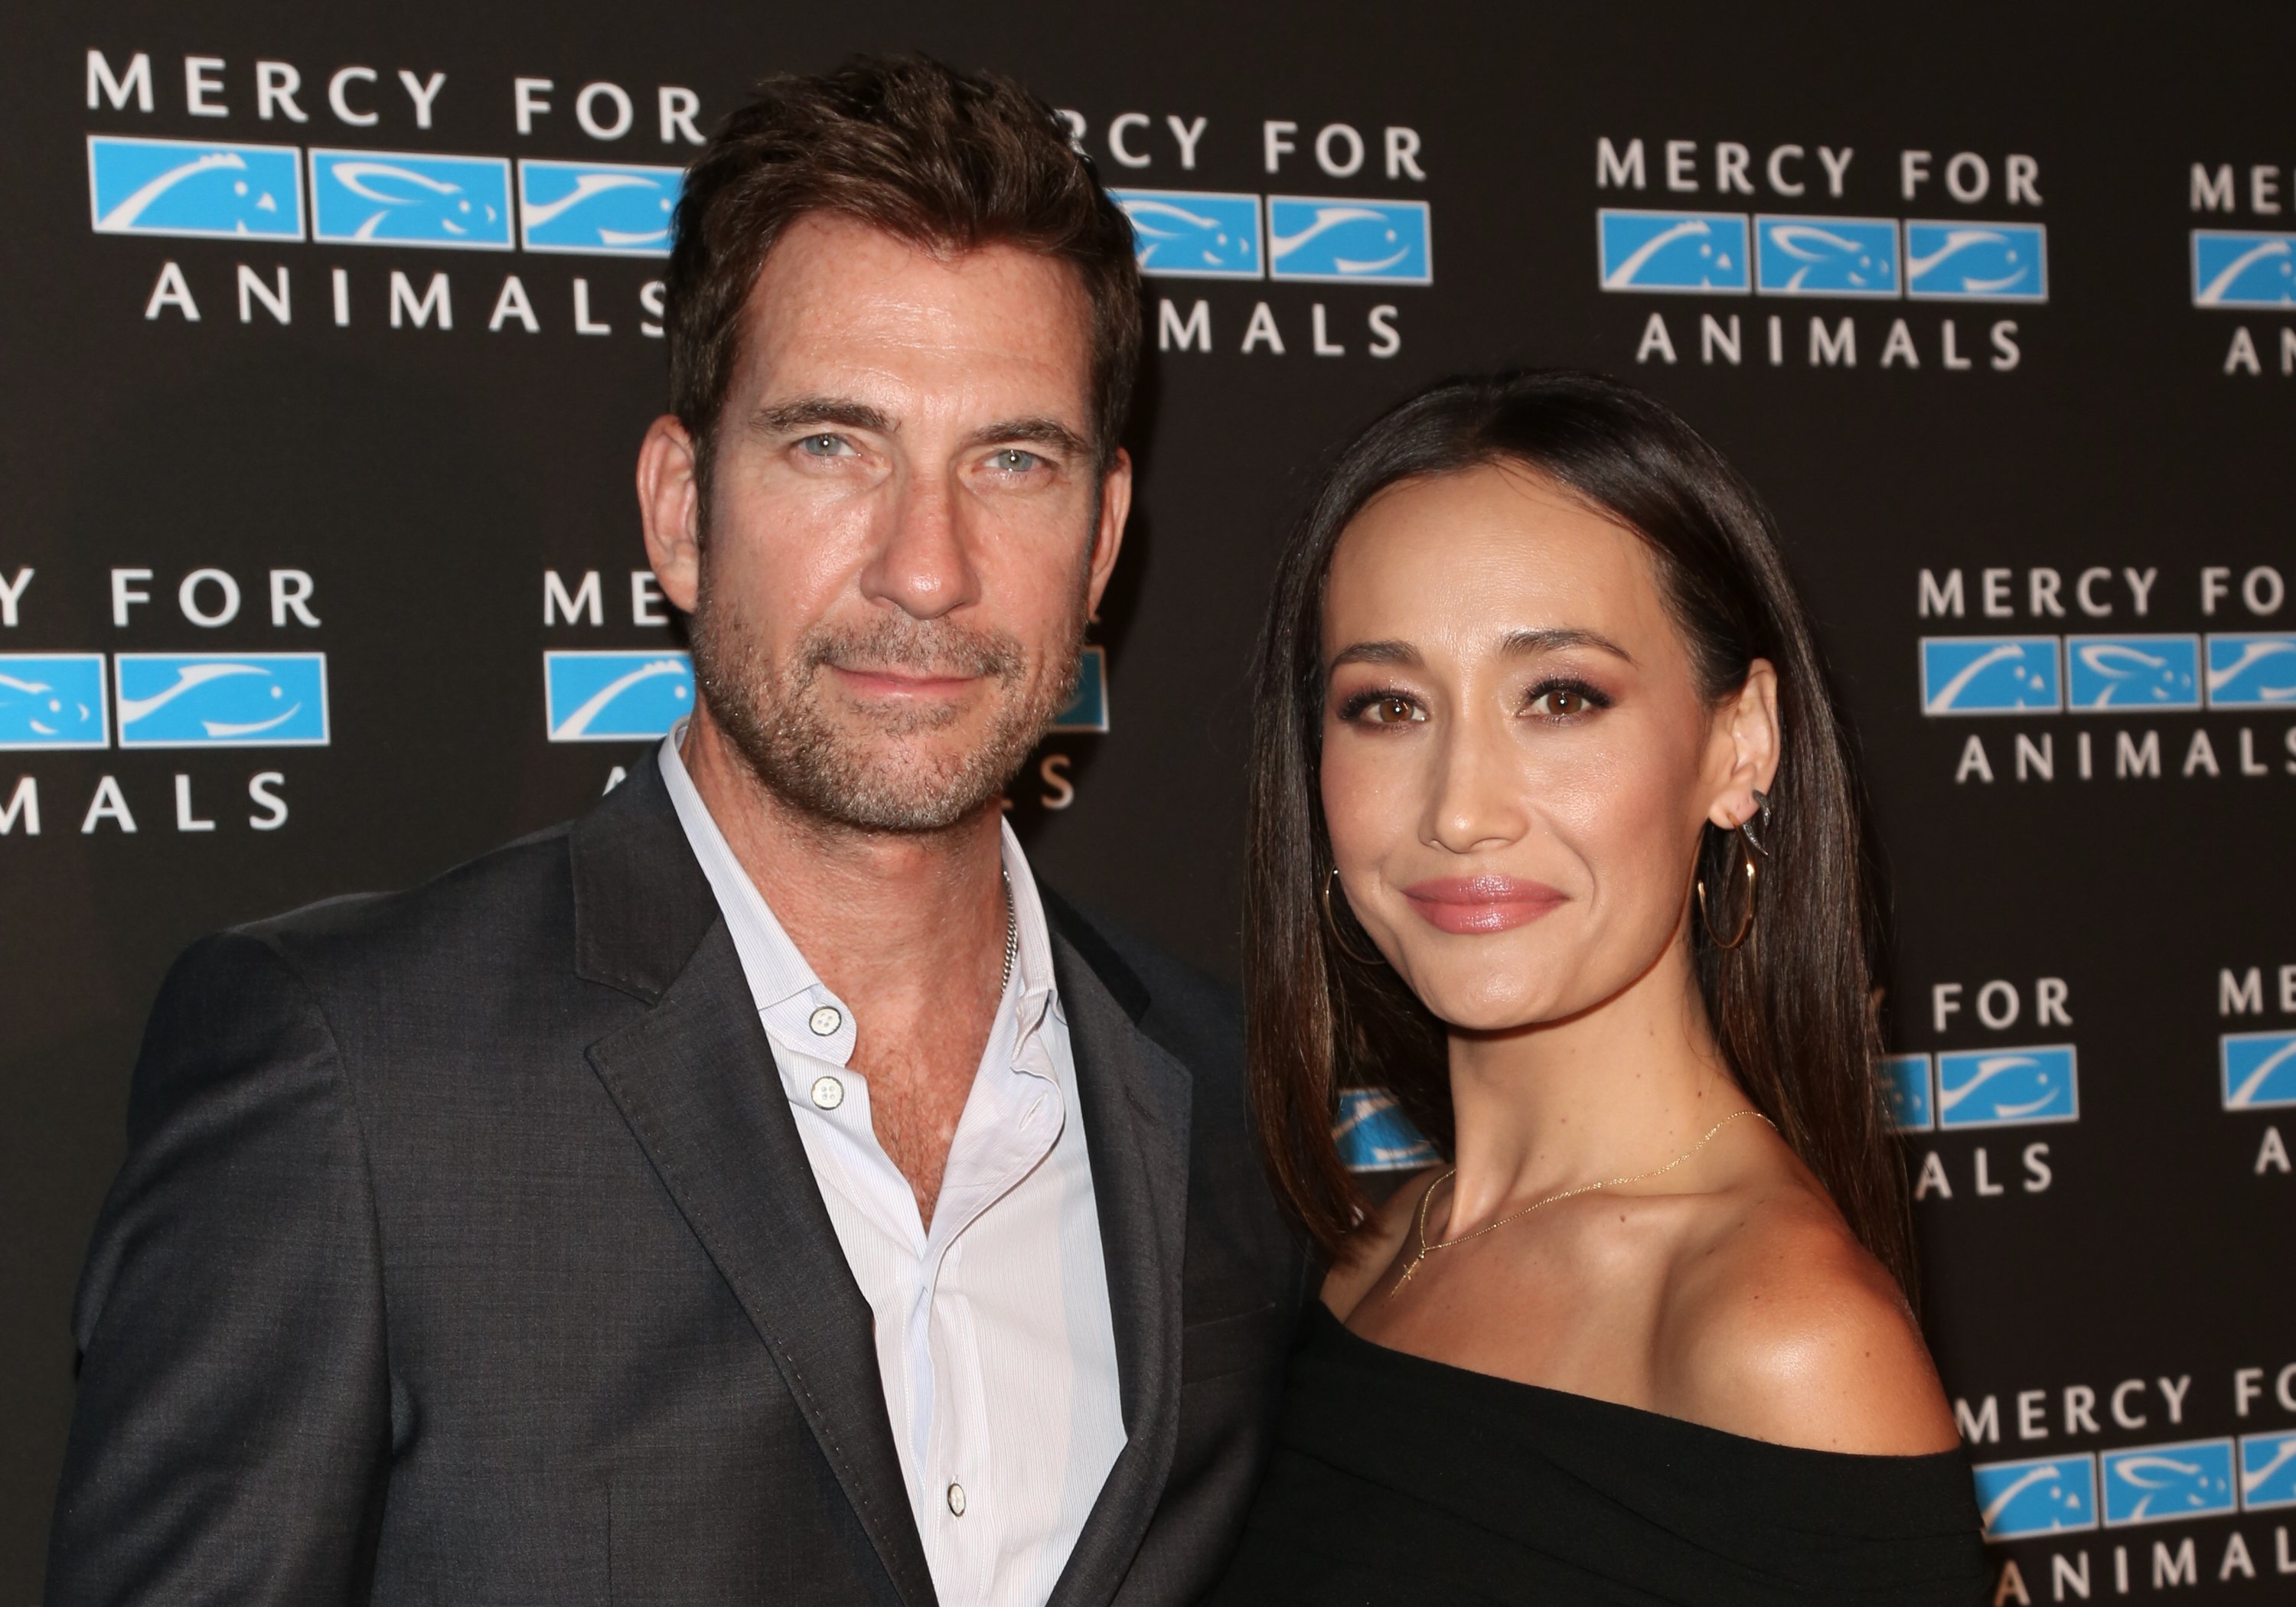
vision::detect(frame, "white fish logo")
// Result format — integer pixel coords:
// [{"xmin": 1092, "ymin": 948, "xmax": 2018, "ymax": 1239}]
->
[
  {"xmin": 2207, "ymin": 639, "xmax": 2296, "ymax": 703},
  {"xmin": 116, "ymin": 662, "xmax": 303, "ymax": 738},
  {"xmin": 522, "ymin": 172, "xmax": 663, "ymax": 243},
  {"xmin": 2242, "ymin": 1436, "xmax": 2296, "ymax": 1501},
  {"xmin": 1909, "ymin": 229, "xmax": 2030, "ymax": 294},
  {"xmin": 1272, "ymin": 207, "xmax": 1408, "ymax": 275},
  {"xmin": 1939, "ymin": 1056, "xmax": 2056, "ymax": 1120}
]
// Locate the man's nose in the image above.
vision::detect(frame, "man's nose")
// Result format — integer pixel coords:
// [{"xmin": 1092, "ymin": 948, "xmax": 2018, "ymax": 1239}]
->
[{"xmin": 859, "ymin": 471, "xmax": 981, "ymax": 621}]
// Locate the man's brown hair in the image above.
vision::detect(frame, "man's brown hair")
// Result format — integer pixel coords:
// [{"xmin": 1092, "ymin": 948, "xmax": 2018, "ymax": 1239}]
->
[{"xmin": 665, "ymin": 54, "xmax": 1142, "ymax": 493}]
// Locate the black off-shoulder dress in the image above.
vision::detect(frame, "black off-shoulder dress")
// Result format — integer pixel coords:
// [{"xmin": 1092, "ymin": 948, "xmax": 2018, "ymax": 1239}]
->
[{"xmin": 1206, "ymin": 1304, "xmax": 1988, "ymax": 1605}]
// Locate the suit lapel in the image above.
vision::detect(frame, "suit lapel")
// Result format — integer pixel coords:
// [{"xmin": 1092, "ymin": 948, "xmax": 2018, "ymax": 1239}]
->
[
  {"xmin": 572, "ymin": 757, "xmax": 935, "ymax": 1607},
  {"xmin": 1042, "ymin": 916, "xmax": 1195, "ymax": 1607}
]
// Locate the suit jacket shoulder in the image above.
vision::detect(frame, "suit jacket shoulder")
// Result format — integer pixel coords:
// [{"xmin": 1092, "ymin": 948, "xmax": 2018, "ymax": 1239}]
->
[{"xmin": 1038, "ymin": 885, "xmax": 1242, "ymax": 1071}]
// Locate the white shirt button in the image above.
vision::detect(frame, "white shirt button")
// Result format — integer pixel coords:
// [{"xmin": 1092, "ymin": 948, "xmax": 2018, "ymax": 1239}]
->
[
  {"xmin": 810, "ymin": 1076, "xmax": 844, "ymax": 1110},
  {"xmin": 808, "ymin": 1006, "xmax": 843, "ymax": 1036},
  {"xmin": 946, "ymin": 1482, "xmax": 967, "ymax": 1516}
]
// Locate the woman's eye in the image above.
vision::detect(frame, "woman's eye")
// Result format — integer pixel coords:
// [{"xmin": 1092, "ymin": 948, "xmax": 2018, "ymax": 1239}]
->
[
  {"xmin": 1361, "ymin": 695, "xmax": 1420, "ymax": 725},
  {"xmin": 1528, "ymin": 683, "xmax": 1602, "ymax": 719}
]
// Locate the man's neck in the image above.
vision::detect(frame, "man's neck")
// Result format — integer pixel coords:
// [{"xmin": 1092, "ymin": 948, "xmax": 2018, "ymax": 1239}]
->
[
  {"xmin": 679, "ymin": 706, "xmax": 1010, "ymax": 1228},
  {"xmin": 680, "ymin": 705, "xmax": 1009, "ymax": 1009}
]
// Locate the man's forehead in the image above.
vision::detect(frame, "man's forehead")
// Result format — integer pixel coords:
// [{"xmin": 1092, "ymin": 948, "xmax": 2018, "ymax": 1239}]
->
[{"xmin": 735, "ymin": 213, "xmax": 1094, "ymax": 421}]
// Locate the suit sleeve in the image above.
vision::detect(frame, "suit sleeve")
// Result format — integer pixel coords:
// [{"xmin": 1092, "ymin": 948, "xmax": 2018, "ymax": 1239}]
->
[{"xmin": 46, "ymin": 931, "xmax": 390, "ymax": 1605}]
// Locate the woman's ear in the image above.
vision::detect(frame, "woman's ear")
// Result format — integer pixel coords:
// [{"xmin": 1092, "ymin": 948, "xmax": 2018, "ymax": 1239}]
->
[{"xmin": 1707, "ymin": 659, "xmax": 1782, "ymax": 830}]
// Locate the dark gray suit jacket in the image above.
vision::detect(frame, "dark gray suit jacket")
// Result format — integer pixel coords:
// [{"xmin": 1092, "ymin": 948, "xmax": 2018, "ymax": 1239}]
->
[{"xmin": 47, "ymin": 752, "xmax": 1306, "ymax": 1605}]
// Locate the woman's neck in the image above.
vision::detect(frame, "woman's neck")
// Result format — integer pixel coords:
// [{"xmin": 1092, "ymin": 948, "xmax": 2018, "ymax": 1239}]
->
[{"xmin": 1440, "ymin": 922, "xmax": 1746, "ymax": 1233}]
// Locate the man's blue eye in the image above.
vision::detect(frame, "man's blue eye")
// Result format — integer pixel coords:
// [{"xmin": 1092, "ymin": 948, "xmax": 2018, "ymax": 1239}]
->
[
  {"xmin": 993, "ymin": 449, "xmax": 1040, "ymax": 471},
  {"xmin": 799, "ymin": 434, "xmax": 847, "ymax": 457}
]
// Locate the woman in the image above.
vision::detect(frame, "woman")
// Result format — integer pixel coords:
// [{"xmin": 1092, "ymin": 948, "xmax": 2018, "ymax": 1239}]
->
[{"xmin": 1210, "ymin": 371, "xmax": 1986, "ymax": 1604}]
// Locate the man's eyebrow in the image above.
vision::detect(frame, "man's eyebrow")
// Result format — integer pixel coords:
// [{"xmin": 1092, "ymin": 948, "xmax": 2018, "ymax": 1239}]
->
[
  {"xmin": 1499, "ymin": 627, "xmax": 1636, "ymax": 665},
  {"xmin": 960, "ymin": 417, "xmax": 1093, "ymax": 459},
  {"xmin": 749, "ymin": 397, "xmax": 894, "ymax": 437},
  {"xmin": 1327, "ymin": 640, "xmax": 1421, "ymax": 670}
]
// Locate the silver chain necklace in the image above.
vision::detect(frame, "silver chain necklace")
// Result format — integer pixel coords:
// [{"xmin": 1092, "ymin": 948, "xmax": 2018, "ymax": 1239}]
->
[{"xmin": 999, "ymin": 869, "xmax": 1017, "ymax": 995}]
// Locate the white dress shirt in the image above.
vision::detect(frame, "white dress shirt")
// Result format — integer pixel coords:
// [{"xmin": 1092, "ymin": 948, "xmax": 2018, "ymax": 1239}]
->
[{"xmin": 659, "ymin": 730, "xmax": 1127, "ymax": 1607}]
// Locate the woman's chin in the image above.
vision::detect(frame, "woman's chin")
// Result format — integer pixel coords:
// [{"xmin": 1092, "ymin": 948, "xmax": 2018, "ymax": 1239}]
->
[{"xmin": 1417, "ymin": 981, "xmax": 1557, "ymax": 1038}]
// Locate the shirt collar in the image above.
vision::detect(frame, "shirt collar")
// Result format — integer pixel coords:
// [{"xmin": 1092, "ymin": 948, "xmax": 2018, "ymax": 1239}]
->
[{"xmin": 657, "ymin": 725, "xmax": 1061, "ymax": 1054}]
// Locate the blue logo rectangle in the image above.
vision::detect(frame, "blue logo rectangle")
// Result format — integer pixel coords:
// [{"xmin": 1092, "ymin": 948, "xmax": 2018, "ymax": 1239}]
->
[
  {"xmin": 309, "ymin": 148, "xmax": 511, "ymax": 249},
  {"xmin": 1905, "ymin": 221, "xmax": 2048, "ymax": 302},
  {"xmin": 1049, "ymin": 645, "xmax": 1109, "ymax": 733},
  {"xmin": 1973, "ymin": 1453, "xmax": 2097, "ymax": 1540},
  {"xmin": 1597, "ymin": 210, "xmax": 1749, "ymax": 294},
  {"xmin": 1112, "ymin": 189, "xmax": 1261, "ymax": 279},
  {"xmin": 518, "ymin": 160, "xmax": 683, "ymax": 256},
  {"xmin": 88, "ymin": 135, "xmax": 304, "ymax": 241},
  {"xmin": 2204, "ymin": 634, "xmax": 2296, "ymax": 707},
  {"xmin": 2102, "ymin": 1438, "xmax": 2237, "ymax": 1528},
  {"xmin": 2193, "ymin": 231, "xmax": 2296, "ymax": 308},
  {"xmin": 1919, "ymin": 636, "xmax": 2062, "ymax": 715},
  {"xmin": 544, "ymin": 650, "xmax": 692, "ymax": 742},
  {"xmin": 1937, "ymin": 1045, "xmax": 2078, "ymax": 1129},
  {"xmin": 2222, "ymin": 1031, "xmax": 2296, "ymax": 1112},
  {"xmin": 1882, "ymin": 1054, "xmax": 1934, "ymax": 1132},
  {"xmin": 2240, "ymin": 1431, "xmax": 2296, "ymax": 1512},
  {"xmin": 1334, "ymin": 1087, "xmax": 1440, "ymax": 1173},
  {"xmin": 0, "ymin": 654, "xmax": 109, "ymax": 750},
  {"xmin": 1267, "ymin": 197, "xmax": 1431, "ymax": 285},
  {"xmin": 2064, "ymin": 634, "xmax": 2200, "ymax": 712},
  {"xmin": 114, "ymin": 654, "xmax": 328, "ymax": 748},
  {"xmin": 1754, "ymin": 215, "xmax": 1900, "ymax": 298}
]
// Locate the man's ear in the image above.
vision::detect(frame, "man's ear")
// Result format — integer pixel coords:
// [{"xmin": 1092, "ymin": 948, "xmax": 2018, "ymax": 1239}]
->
[
  {"xmin": 637, "ymin": 416, "xmax": 703, "ymax": 613},
  {"xmin": 1707, "ymin": 659, "xmax": 1782, "ymax": 830},
  {"xmin": 1083, "ymin": 447, "xmax": 1133, "ymax": 623}
]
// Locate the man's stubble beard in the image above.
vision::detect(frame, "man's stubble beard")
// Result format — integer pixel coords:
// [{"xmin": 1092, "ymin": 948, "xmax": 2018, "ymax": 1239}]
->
[{"xmin": 687, "ymin": 558, "xmax": 1088, "ymax": 835}]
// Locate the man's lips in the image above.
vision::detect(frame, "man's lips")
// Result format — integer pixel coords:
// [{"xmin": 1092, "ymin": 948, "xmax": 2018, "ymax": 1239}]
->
[
  {"xmin": 1400, "ymin": 875, "xmax": 1567, "ymax": 934},
  {"xmin": 828, "ymin": 663, "xmax": 982, "ymax": 697}
]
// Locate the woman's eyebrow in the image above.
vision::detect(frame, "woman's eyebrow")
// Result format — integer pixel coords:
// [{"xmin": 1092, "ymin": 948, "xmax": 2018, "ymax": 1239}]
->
[
  {"xmin": 1327, "ymin": 640, "xmax": 1421, "ymax": 670},
  {"xmin": 1499, "ymin": 627, "xmax": 1636, "ymax": 665}
]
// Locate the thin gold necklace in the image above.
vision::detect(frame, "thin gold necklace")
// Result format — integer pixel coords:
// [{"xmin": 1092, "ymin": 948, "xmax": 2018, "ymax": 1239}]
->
[{"xmin": 1388, "ymin": 1108, "xmax": 1773, "ymax": 1298}]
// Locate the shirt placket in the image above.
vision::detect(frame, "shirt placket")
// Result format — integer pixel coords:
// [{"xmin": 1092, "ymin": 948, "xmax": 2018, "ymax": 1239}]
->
[
  {"xmin": 922, "ymin": 1234, "xmax": 994, "ymax": 1603},
  {"xmin": 918, "ymin": 1016, "xmax": 1062, "ymax": 1607}
]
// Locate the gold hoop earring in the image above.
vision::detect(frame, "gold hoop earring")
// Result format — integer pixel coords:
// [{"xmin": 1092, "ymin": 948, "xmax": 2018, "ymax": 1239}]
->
[
  {"xmin": 1696, "ymin": 852, "xmax": 1759, "ymax": 951},
  {"xmin": 1322, "ymin": 869, "xmax": 1384, "ymax": 966}
]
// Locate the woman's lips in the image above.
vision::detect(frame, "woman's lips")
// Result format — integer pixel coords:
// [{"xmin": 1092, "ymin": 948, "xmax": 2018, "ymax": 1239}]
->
[{"xmin": 1400, "ymin": 875, "xmax": 1567, "ymax": 934}]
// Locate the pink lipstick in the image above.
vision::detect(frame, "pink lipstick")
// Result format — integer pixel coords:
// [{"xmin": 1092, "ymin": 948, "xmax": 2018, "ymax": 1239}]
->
[{"xmin": 1401, "ymin": 875, "xmax": 1567, "ymax": 934}]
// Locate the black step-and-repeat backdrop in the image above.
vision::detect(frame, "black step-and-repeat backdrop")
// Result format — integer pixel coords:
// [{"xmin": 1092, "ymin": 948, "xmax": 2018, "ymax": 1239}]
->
[{"xmin": 5, "ymin": 4, "xmax": 2292, "ymax": 1599}]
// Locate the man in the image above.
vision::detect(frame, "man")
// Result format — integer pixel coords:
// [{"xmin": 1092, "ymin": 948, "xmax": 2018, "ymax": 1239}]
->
[{"xmin": 48, "ymin": 57, "xmax": 1303, "ymax": 1606}]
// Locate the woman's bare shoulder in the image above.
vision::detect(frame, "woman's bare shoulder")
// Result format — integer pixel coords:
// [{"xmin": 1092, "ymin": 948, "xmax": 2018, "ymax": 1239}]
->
[
  {"xmin": 1652, "ymin": 1184, "xmax": 1961, "ymax": 1455},
  {"xmin": 1319, "ymin": 1163, "xmax": 1445, "ymax": 1320}
]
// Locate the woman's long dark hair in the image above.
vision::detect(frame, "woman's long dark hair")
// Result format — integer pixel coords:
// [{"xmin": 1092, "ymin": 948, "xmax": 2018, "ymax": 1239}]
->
[{"xmin": 1245, "ymin": 369, "xmax": 1913, "ymax": 1293}]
